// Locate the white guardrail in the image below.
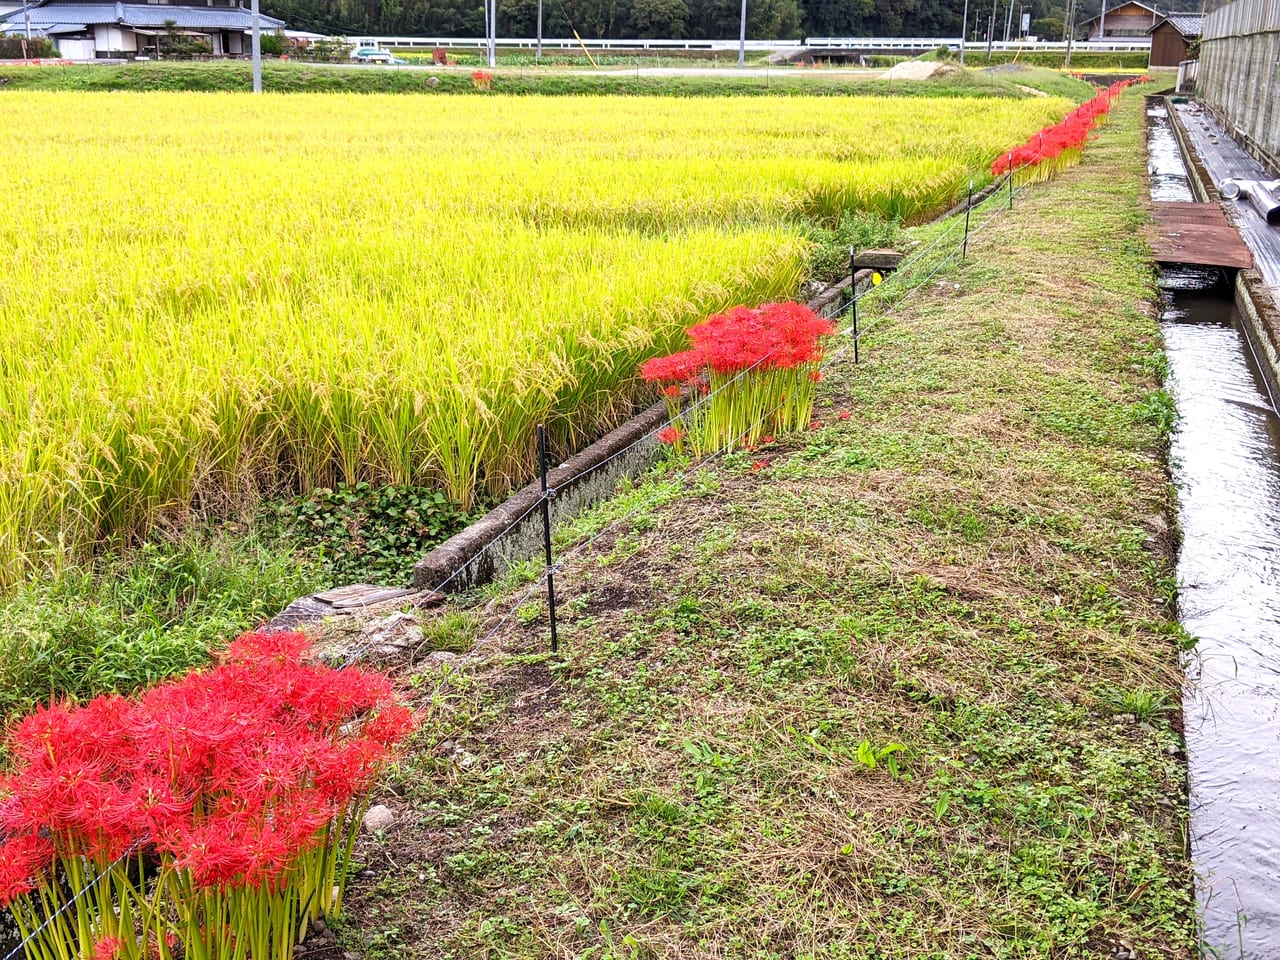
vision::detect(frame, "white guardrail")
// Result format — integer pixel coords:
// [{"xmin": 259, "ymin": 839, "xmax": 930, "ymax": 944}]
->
[{"xmin": 347, "ymin": 35, "xmax": 1151, "ymax": 51}]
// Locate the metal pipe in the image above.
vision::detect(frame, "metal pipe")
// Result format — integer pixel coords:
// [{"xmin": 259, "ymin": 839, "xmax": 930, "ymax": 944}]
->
[
  {"xmin": 250, "ymin": 0, "xmax": 262, "ymax": 93},
  {"xmin": 1221, "ymin": 179, "xmax": 1280, "ymax": 227},
  {"xmin": 1246, "ymin": 181, "xmax": 1280, "ymax": 228}
]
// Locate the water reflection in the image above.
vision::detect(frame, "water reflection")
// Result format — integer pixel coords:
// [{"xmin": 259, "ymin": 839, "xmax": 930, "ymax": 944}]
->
[{"xmin": 1164, "ymin": 290, "xmax": 1280, "ymax": 960}]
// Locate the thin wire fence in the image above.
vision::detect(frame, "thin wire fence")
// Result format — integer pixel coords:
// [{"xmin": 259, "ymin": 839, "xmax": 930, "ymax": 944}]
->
[
  {"xmin": 0, "ymin": 840, "xmax": 146, "ymax": 960},
  {"xmin": 422, "ymin": 162, "xmax": 1038, "ymax": 669},
  {"xmin": 1, "ymin": 153, "xmax": 1035, "ymax": 960}
]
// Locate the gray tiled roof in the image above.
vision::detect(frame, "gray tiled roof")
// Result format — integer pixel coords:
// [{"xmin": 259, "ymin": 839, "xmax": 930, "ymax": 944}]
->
[
  {"xmin": 2, "ymin": 1, "xmax": 283, "ymax": 31},
  {"xmin": 1159, "ymin": 13, "xmax": 1204, "ymax": 37}
]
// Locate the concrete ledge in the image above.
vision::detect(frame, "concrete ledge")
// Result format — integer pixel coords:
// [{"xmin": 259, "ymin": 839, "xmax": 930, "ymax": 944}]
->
[
  {"xmin": 412, "ymin": 399, "xmax": 670, "ymax": 592},
  {"xmin": 1164, "ymin": 94, "xmax": 1280, "ymax": 389},
  {"xmin": 411, "ymin": 274, "xmax": 885, "ymax": 595}
]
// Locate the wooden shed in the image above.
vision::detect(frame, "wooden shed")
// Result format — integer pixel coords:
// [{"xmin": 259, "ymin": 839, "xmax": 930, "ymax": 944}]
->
[{"xmin": 1149, "ymin": 14, "xmax": 1204, "ymax": 67}]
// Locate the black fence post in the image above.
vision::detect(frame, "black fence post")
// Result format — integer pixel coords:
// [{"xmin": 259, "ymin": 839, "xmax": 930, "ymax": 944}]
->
[
  {"xmin": 849, "ymin": 245, "xmax": 860, "ymax": 364},
  {"xmin": 537, "ymin": 424, "xmax": 559, "ymax": 654},
  {"xmin": 962, "ymin": 180, "xmax": 974, "ymax": 261}
]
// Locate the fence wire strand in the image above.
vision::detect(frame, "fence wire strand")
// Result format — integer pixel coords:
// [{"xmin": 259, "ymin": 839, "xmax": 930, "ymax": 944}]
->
[
  {"xmin": 412, "ymin": 161, "xmax": 1040, "ymax": 668},
  {"xmin": 4, "ymin": 152, "xmax": 1043, "ymax": 960}
]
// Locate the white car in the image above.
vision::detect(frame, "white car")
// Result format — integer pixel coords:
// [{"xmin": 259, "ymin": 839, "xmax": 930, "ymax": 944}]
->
[{"xmin": 350, "ymin": 47, "xmax": 395, "ymax": 63}]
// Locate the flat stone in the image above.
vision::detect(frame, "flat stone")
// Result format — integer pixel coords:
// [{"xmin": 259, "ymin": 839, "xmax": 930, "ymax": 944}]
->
[
  {"xmin": 315, "ymin": 584, "xmax": 415, "ymax": 609},
  {"xmin": 852, "ymin": 248, "xmax": 904, "ymax": 270}
]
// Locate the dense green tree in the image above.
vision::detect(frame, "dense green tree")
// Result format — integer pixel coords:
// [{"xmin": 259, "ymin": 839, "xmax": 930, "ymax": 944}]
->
[
  {"xmin": 261, "ymin": 0, "xmax": 1210, "ymax": 43},
  {"xmin": 631, "ymin": 0, "xmax": 691, "ymax": 38}
]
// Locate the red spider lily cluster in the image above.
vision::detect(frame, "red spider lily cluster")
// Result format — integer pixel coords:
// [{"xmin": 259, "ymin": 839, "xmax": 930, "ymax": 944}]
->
[
  {"xmin": 640, "ymin": 302, "xmax": 835, "ymax": 454},
  {"xmin": 991, "ymin": 78, "xmax": 1143, "ymax": 183},
  {"xmin": 471, "ymin": 69, "xmax": 493, "ymax": 90},
  {"xmin": 0, "ymin": 632, "xmax": 414, "ymax": 960}
]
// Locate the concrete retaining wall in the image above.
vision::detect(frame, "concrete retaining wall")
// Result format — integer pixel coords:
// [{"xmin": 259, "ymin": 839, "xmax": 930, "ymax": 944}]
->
[
  {"xmin": 1165, "ymin": 93, "xmax": 1280, "ymax": 395},
  {"xmin": 1197, "ymin": 0, "xmax": 1280, "ymax": 173}
]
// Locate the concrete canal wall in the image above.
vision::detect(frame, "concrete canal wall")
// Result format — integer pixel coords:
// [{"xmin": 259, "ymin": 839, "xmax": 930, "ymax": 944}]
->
[{"xmin": 1197, "ymin": 0, "xmax": 1280, "ymax": 172}]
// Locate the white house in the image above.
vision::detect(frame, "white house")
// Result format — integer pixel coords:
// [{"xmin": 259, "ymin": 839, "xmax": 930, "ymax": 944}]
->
[{"xmin": 0, "ymin": 0, "xmax": 285, "ymax": 59}]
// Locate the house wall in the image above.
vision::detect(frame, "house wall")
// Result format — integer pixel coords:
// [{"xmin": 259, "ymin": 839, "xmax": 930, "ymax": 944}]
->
[
  {"xmin": 1198, "ymin": 0, "xmax": 1280, "ymax": 172},
  {"xmin": 93, "ymin": 23, "xmax": 137, "ymax": 53},
  {"xmin": 1088, "ymin": 3, "xmax": 1159, "ymax": 37},
  {"xmin": 57, "ymin": 37, "xmax": 97, "ymax": 59},
  {"xmin": 1150, "ymin": 23, "xmax": 1190, "ymax": 66}
]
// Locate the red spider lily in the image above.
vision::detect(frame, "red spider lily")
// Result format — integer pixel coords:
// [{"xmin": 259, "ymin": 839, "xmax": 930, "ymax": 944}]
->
[
  {"xmin": 992, "ymin": 79, "xmax": 1141, "ymax": 181},
  {"xmin": 810, "ymin": 420, "xmax": 822, "ymax": 430},
  {"xmin": 750, "ymin": 459, "xmax": 770, "ymax": 472},
  {"xmin": 0, "ymin": 631, "xmax": 414, "ymax": 960},
  {"xmin": 0, "ymin": 833, "xmax": 52, "ymax": 903},
  {"xmin": 656, "ymin": 426, "xmax": 684, "ymax": 445},
  {"xmin": 639, "ymin": 302, "xmax": 833, "ymax": 456},
  {"xmin": 838, "ymin": 410, "xmax": 852, "ymax": 421},
  {"xmin": 639, "ymin": 348, "xmax": 705, "ymax": 384}
]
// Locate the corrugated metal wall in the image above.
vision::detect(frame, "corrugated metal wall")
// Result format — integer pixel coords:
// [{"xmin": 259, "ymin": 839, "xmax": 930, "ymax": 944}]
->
[{"xmin": 1198, "ymin": 0, "xmax": 1280, "ymax": 169}]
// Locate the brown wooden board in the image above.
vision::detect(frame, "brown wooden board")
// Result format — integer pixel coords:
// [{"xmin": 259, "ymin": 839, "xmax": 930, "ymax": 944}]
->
[{"xmin": 1150, "ymin": 201, "xmax": 1254, "ymax": 269}]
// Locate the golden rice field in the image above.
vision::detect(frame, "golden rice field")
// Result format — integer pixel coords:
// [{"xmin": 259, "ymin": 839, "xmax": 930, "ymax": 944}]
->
[{"xmin": 0, "ymin": 91, "xmax": 1073, "ymax": 585}]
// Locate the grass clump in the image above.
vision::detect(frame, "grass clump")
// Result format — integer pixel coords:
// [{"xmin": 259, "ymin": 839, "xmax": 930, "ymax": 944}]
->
[
  {"xmin": 807, "ymin": 210, "xmax": 903, "ymax": 283},
  {"xmin": 0, "ymin": 531, "xmax": 323, "ymax": 724}
]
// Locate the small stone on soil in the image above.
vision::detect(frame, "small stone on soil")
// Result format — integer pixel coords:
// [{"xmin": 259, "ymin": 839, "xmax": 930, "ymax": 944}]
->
[{"xmin": 362, "ymin": 804, "xmax": 396, "ymax": 832}]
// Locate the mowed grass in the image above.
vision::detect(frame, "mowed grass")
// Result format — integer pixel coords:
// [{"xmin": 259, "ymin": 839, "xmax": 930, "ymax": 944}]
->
[
  {"xmin": 0, "ymin": 92, "xmax": 1072, "ymax": 587},
  {"xmin": 334, "ymin": 93, "xmax": 1195, "ymax": 958}
]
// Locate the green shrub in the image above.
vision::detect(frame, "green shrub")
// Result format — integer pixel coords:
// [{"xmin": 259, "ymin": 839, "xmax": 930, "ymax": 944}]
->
[
  {"xmin": 260, "ymin": 31, "xmax": 285, "ymax": 56},
  {"xmin": 274, "ymin": 482, "xmax": 479, "ymax": 585},
  {"xmin": 807, "ymin": 210, "xmax": 902, "ymax": 283},
  {"xmin": 0, "ymin": 34, "xmax": 56, "ymax": 58}
]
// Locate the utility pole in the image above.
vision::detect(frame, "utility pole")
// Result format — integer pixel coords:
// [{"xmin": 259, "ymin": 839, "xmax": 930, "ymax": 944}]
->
[
  {"xmin": 1098, "ymin": 0, "xmax": 1107, "ymax": 41},
  {"xmin": 1004, "ymin": 0, "xmax": 1014, "ymax": 42},
  {"xmin": 986, "ymin": 0, "xmax": 997, "ymax": 59},
  {"xmin": 250, "ymin": 0, "xmax": 262, "ymax": 92},
  {"xmin": 1064, "ymin": 0, "xmax": 1076, "ymax": 65},
  {"xmin": 959, "ymin": 0, "xmax": 969, "ymax": 63},
  {"xmin": 536, "ymin": 0, "xmax": 542, "ymax": 60},
  {"xmin": 737, "ymin": 0, "xmax": 746, "ymax": 67},
  {"xmin": 487, "ymin": 0, "xmax": 496, "ymax": 67}
]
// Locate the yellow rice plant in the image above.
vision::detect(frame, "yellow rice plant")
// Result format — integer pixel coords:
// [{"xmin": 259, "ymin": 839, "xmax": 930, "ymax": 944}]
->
[{"xmin": 0, "ymin": 91, "xmax": 1071, "ymax": 585}]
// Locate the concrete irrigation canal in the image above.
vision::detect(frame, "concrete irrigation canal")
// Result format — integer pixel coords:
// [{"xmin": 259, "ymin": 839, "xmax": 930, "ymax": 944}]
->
[{"xmin": 1148, "ymin": 100, "xmax": 1280, "ymax": 960}]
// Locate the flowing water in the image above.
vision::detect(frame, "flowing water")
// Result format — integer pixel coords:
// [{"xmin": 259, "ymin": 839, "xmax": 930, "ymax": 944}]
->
[{"xmin": 1150, "ymin": 102, "xmax": 1280, "ymax": 960}]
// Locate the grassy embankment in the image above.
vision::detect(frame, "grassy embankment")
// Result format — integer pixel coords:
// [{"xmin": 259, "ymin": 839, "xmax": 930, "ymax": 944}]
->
[
  {"xmin": 337, "ymin": 92, "xmax": 1196, "ymax": 958},
  {"xmin": 0, "ymin": 60, "xmax": 1094, "ymax": 97}
]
